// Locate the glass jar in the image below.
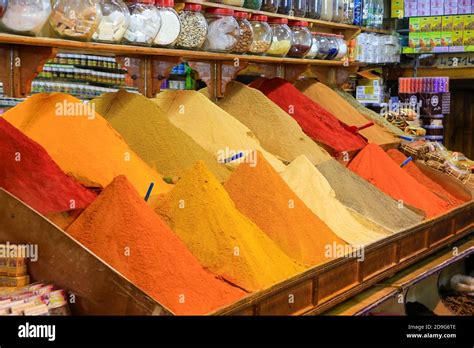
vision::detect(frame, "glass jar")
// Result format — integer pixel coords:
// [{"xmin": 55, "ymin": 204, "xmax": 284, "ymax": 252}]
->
[
  {"xmin": 306, "ymin": 0, "xmax": 322, "ymax": 19},
  {"xmin": 0, "ymin": 1, "xmax": 6, "ymax": 18},
  {"xmin": 92, "ymin": 0, "xmax": 130, "ymax": 43},
  {"xmin": 342, "ymin": 0, "xmax": 354, "ymax": 24},
  {"xmin": 278, "ymin": 0, "xmax": 293, "ymax": 15},
  {"xmin": 261, "ymin": 0, "xmax": 279, "ymax": 13},
  {"xmin": 266, "ymin": 17, "xmax": 292, "ymax": 57},
  {"xmin": 334, "ymin": 34, "xmax": 348, "ymax": 59},
  {"xmin": 233, "ymin": 11, "xmax": 253, "ymax": 54},
  {"xmin": 122, "ymin": 0, "xmax": 161, "ymax": 46},
  {"xmin": 0, "ymin": 0, "xmax": 51, "ymax": 36},
  {"xmin": 292, "ymin": 0, "xmax": 306, "ymax": 17},
  {"xmin": 204, "ymin": 8, "xmax": 239, "ymax": 53},
  {"xmin": 248, "ymin": 15, "xmax": 272, "ymax": 55},
  {"xmin": 49, "ymin": 0, "xmax": 101, "ymax": 41},
  {"xmin": 332, "ymin": 0, "xmax": 344, "ymax": 22},
  {"xmin": 320, "ymin": 0, "xmax": 333, "ymax": 21},
  {"xmin": 325, "ymin": 33, "xmax": 339, "ymax": 59},
  {"xmin": 243, "ymin": 0, "xmax": 262, "ymax": 10},
  {"xmin": 153, "ymin": 0, "xmax": 181, "ymax": 47},
  {"xmin": 175, "ymin": 4, "xmax": 208, "ymax": 50},
  {"xmin": 305, "ymin": 32, "xmax": 319, "ymax": 58},
  {"xmin": 315, "ymin": 33, "xmax": 329, "ymax": 59},
  {"xmin": 288, "ymin": 21, "xmax": 312, "ymax": 58}
]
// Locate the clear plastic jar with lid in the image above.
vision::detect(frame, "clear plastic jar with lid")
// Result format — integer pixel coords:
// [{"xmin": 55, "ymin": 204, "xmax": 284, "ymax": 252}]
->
[
  {"xmin": 0, "ymin": 1, "xmax": 6, "ymax": 19},
  {"xmin": 243, "ymin": 0, "xmax": 262, "ymax": 10},
  {"xmin": 204, "ymin": 8, "xmax": 239, "ymax": 53},
  {"xmin": 232, "ymin": 11, "xmax": 253, "ymax": 54},
  {"xmin": 260, "ymin": 0, "xmax": 279, "ymax": 13},
  {"xmin": 342, "ymin": 0, "xmax": 354, "ymax": 24},
  {"xmin": 306, "ymin": 0, "xmax": 322, "ymax": 19},
  {"xmin": 325, "ymin": 33, "xmax": 339, "ymax": 59},
  {"xmin": 332, "ymin": 0, "xmax": 344, "ymax": 22},
  {"xmin": 50, "ymin": 0, "xmax": 101, "ymax": 41},
  {"xmin": 278, "ymin": 0, "xmax": 293, "ymax": 15},
  {"xmin": 314, "ymin": 33, "xmax": 329, "ymax": 59},
  {"xmin": 248, "ymin": 15, "xmax": 272, "ymax": 55},
  {"xmin": 334, "ymin": 34, "xmax": 347, "ymax": 59},
  {"xmin": 154, "ymin": 0, "xmax": 181, "ymax": 47},
  {"xmin": 305, "ymin": 32, "xmax": 319, "ymax": 58},
  {"xmin": 288, "ymin": 21, "xmax": 312, "ymax": 58},
  {"xmin": 175, "ymin": 4, "xmax": 207, "ymax": 50},
  {"xmin": 320, "ymin": 0, "xmax": 333, "ymax": 21},
  {"xmin": 0, "ymin": 0, "xmax": 51, "ymax": 36},
  {"xmin": 123, "ymin": 0, "xmax": 161, "ymax": 46},
  {"xmin": 92, "ymin": 0, "xmax": 130, "ymax": 43},
  {"xmin": 266, "ymin": 18, "xmax": 292, "ymax": 57},
  {"xmin": 292, "ymin": 0, "xmax": 306, "ymax": 17}
]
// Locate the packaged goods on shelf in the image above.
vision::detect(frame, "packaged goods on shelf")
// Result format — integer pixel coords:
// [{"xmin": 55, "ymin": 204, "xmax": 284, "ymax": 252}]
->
[
  {"xmin": 261, "ymin": 0, "xmax": 280, "ymax": 12},
  {"xmin": 355, "ymin": 32, "xmax": 401, "ymax": 63},
  {"xmin": 243, "ymin": 0, "xmax": 263, "ymax": 10}
]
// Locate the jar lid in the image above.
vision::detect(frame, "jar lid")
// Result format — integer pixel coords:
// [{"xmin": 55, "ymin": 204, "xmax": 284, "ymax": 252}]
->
[
  {"xmin": 206, "ymin": 8, "xmax": 235, "ymax": 15},
  {"xmin": 184, "ymin": 3, "xmax": 202, "ymax": 11},
  {"xmin": 252, "ymin": 15, "xmax": 268, "ymax": 22},
  {"xmin": 234, "ymin": 11, "xmax": 249, "ymax": 19},
  {"xmin": 134, "ymin": 0, "xmax": 155, "ymax": 4},
  {"xmin": 289, "ymin": 20, "xmax": 308, "ymax": 27},
  {"xmin": 268, "ymin": 17, "xmax": 288, "ymax": 24},
  {"xmin": 156, "ymin": 0, "xmax": 174, "ymax": 7}
]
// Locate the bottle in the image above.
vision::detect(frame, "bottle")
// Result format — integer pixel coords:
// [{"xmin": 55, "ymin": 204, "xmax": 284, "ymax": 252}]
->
[
  {"xmin": 353, "ymin": 0, "xmax": 362, "ymax": 25},
  {"xmin": 362, "ymin": 0, "xmax": 370, "ymax": 27},
  {"xmin": 373, "ymin": 0, "xmax": 384, "ymax": 29}
]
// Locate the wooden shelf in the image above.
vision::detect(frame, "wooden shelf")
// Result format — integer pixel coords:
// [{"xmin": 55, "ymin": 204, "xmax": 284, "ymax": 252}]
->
[
  {"xmin": 177, "ymin": 0, "xmax": 393, "ymax": 35},
  {"xmin": 0, "ymin": 33, "xmax": 360, "ymax": 66}
]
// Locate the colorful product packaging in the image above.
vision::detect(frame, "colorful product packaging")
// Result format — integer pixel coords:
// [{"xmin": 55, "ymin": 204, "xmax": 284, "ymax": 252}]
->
[
  {"xmin": 441, "ymin": 30, "xmax": 453, "ymax": 47},
  {"xmin": 431, "ymin": 16, "xmax": 443, "ymax": 31},
  {"xmin": 442, "ymin": 15, "xmax": 454, "ymax": 31},
  {"xmin": 420, "ymin": 17, "xmax": 432, "ymax": 31},
  {"xmin": 420, "ymin": 32, "xmax": 432, "ymax": 50},
  {"xmin": 409, "ymin": 32, "xmax": 421, "ymax": 51},
  {"xmin": 453, "ymin": 15, "xmax": 465, "ymax": 30},
  {"xmin": 465, "ymin": 14, "xmax": 474, "ymax": 29},
  {"xmin": 430, "ymin": 31, "xmax": 442, "ymax": 50},
  {"xmin": 410, "ymin": 17, "xmax": 421, "ymax": 31},
  {"xmin": 391, "ymin": 0, "xmax": 404, "ymax": 18}
]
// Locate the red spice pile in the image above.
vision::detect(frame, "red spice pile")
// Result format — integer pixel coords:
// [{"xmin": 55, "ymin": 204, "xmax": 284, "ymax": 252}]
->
[
  {"xmin": 251, "ymin": 77, "xmax": 367, "ymax": 155},
  {"xmin": 387, "ymin": 149, "xmax": 465, "ymax": 209},
  {"xmin": 0, "ymin": 118, "xmax": 96, "ymax": 215},
  {"xmin": 67, "ymin": 175, "xmax": 246, "ymax": 315},
  {"xmin": 348, "ymin": 144, "xmax": 450, "ymax": 218}
]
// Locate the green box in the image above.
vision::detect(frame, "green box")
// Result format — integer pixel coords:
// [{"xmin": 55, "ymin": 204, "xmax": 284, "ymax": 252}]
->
[
  {"xmin": 430, "ymin": 17, "xmax": 442, "ymax": 32},
  {"xmin": 463, "ymin": 30, "xmax": 474, "ymax": 46},
  {"xmin": 442, "ymin": 16, "xmax": 453, "ymax": 32},
  {"xmin": 441, "ymin": 31, "xmax": 453, "ymax": 47},
  {"xmin": 452, "ymin": 31, "xmax": 464, "ymax": 46},
  {"xmin": 420, "ymin": 32, "xmax": 432, "ymax": 51},
  {"xmin": 453, "ymin": 15, "xmax": 465, "ymax": 32},
  {"xmin": 420, "ymin": 17, "xmax": 431, "ymax": 32},
  {"xmin": 409, "ymin": 32, "xmax": 421, "ymax": 51},
  {"xmin": 409, "ymin": 18, "xmax": 421, "ymax": 32},
  {"xmin": 392, "ymin": 9, "xmax": 404, "ymax": 19}
]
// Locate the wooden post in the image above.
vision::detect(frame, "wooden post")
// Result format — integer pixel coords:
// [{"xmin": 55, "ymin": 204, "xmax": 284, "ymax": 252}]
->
[
  {"xmin": 188, "ymin": 60, "xmax": 216, "ymax": 100},
  {"xmin": 284, "ymin": 64, "xmax": 310, "ymax": 83},
  {"xmin": 217, "ymin": 60, "xmax": 248, "ymax": 97},
  {"xmin": 116, "ymin": 56, "xmax": 149, "ymax": 96},
  {"xmin": 0, "ymin": 45, "xmax": 13, "ymax": 97}
]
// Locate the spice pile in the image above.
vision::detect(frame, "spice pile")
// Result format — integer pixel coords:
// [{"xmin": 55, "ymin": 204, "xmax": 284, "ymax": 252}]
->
[
  {"xmin": 0, "ymin": 118, "xmax": 96, "ymax": 215},
  {"xmin": 224, "ymin": 152, "xmax": 345, "ymax": 266},
  {"xmin": 294, "ymin": 80, "xmax": 399, "ymax": 146},
  {"xmin": 153, "ymin": 90, "xmax": 286, "ymax": 172},
  {"xmin": 348, "ymin": 144, "xmax": 450, "ymax": 218},
  {"xmin": 281, "ymin": 155, "xmax": 390, "ymax": 245},
  {"xmin": 387, "ymin": 149, "xmax": 465, "ymax": 209},
  {"xmin": 253, "ymin": 78, "xmax": 368, "ymax": 155},
  {"xmin": 155, "ymin": 161, "xmax": 304, "ymax": 292},
  {"xmin": 316, "ymin": 159, "xmax": 424, "ymax": 231},
  {"xmin": 67, "ymin": 175, "xmax": 246, "ymax": 315},
  {"xmin": 91, "ymin": 89, "xmax": 231, "ymax": 182},
  {"xmin": 208, "ymin": 81, "xmax": 330, "ymax": 165},
  {"xmin": 2, "ymin": 93, "xmax": 170, "ymax": 197}
]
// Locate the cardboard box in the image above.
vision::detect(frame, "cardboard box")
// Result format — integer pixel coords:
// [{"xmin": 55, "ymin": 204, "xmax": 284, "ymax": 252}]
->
[
  {"xmin": 431, "ymin": 16, "xmax": 443, "ymax": 31},
  {"xmin": 431, "ymin": 7, "xmax": 445, "ymax": 14},
  {"xmin": 442, "ymin": 16, "xmax": 454, "ymax": 31},
  {"xmin": 441, "ymin": 31, "xmax": 453, "ymax": 46},
  {"xmin": 452, "ymin": 30, "xmax": 464, "ymax": 45},
  {"xmin": 420, "ymin": 32, "xmax": 432, "ymax": 50},
  {"xmin": 409, "ymin": 32, "xmax": 421, "ymax": 50},
  {"xmin": 410, "ymin": 17, "xmax": 421, "ymax": 32},
  {"xmin": 453, "ymin": 15, "xmax": 465, "ymax": 30},
  {"xmin": 430, "ymin": 32, "xmax": 442, "ymax": 49},
  {"xmin": 356, "ymin": 74, "xmax": 383, "ymax": 104},
  {"xmin": 420, "ymin": 17, "xmax": 432, "ymax": 31},
  {"xmin": 464, "ymin": 14, "xmax": 474, "ymax": 29},
  {"xmin": 463, "ymin": 30, "xmax": 474, "ymax": 46}
]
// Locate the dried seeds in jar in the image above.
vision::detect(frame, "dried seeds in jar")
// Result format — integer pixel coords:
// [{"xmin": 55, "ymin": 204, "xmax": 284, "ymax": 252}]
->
[
  {"xmin": 233, "ymin": 11, "xmax": 253, "ymax": 54},
  {"xmin": 175, "ymin": 4, "xmax": 208, "ymax": 50}
]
